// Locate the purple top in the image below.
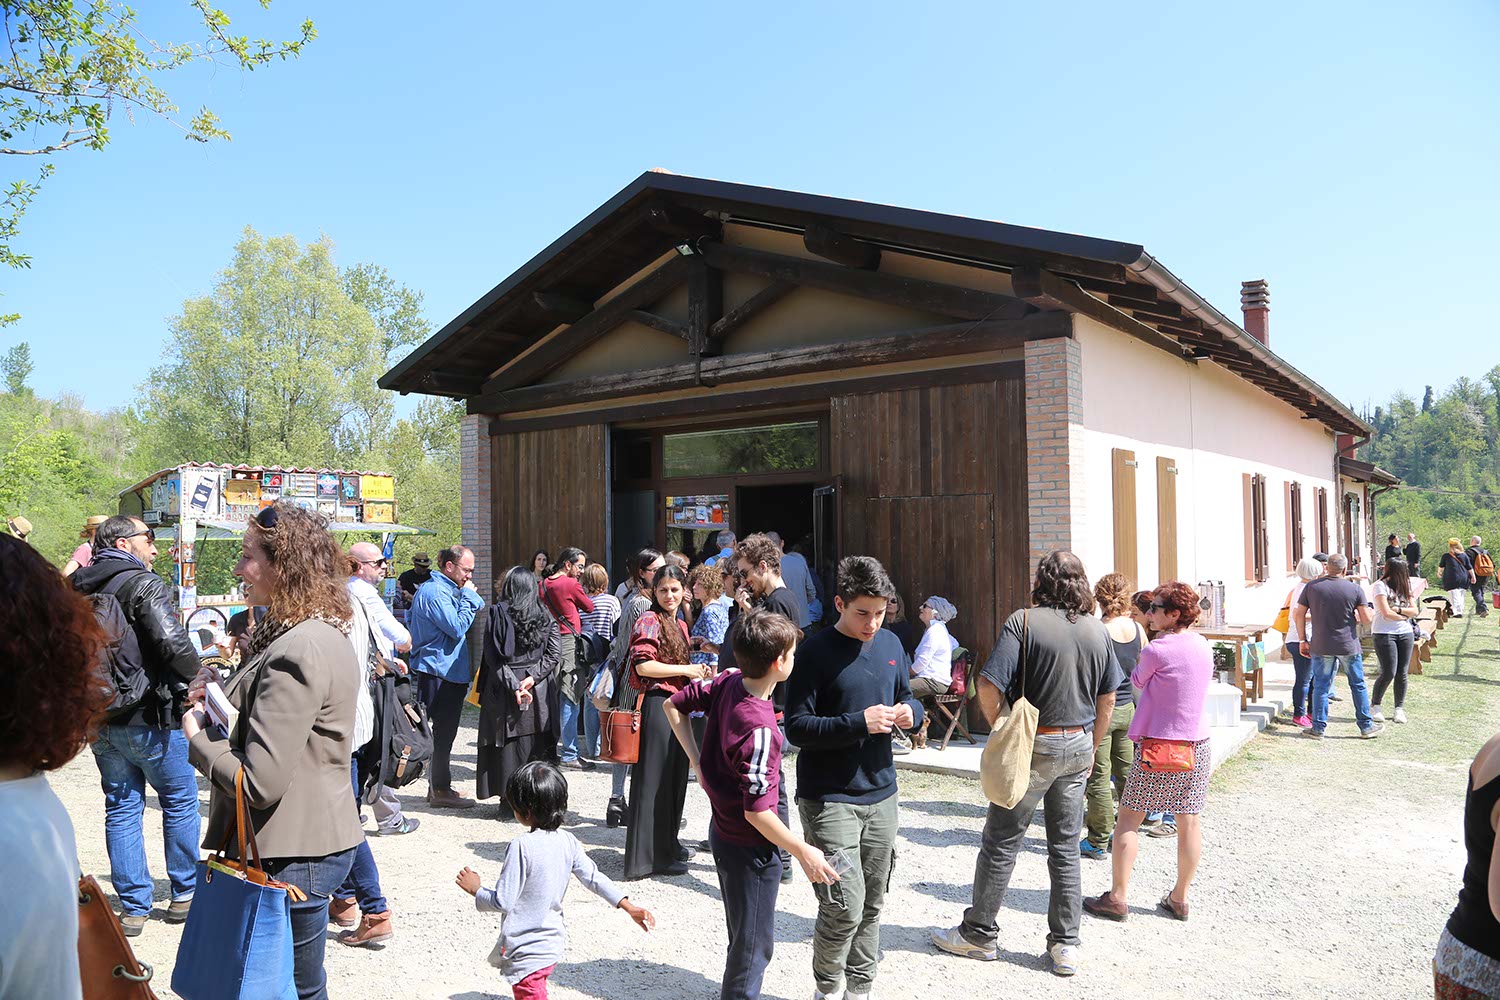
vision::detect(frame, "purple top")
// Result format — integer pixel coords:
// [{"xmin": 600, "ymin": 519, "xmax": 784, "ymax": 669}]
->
[
  {"xmin": 669, "ymin": 670, "xmax": 782, "ymax": 847},
  {"xmin": 1127, "ymin": 630, "xmax": 1212, "ymax": 743}
]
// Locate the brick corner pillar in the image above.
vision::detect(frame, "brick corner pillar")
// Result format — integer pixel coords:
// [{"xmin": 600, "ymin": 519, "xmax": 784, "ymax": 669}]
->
[
  {"xmin": 460, "ymin": 412, "xmax": 494, "ymax": 600},
  {"xmin": 1023, "ymin": 336, "xmax": 1085, "ymax": 570}
]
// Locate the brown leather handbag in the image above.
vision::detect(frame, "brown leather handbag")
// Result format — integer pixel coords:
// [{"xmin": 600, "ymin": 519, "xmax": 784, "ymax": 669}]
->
[
  {"xmin": 77, "ymin": 874, "xmax": 160, "ymax": 999},
  {"xmin": 599, "ymin": 688, "xmax": 645, "ymax": 765}
]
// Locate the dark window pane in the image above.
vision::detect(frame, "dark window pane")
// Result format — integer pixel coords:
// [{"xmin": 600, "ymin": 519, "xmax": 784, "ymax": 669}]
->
[{"xmin": 663, "ymin": 421, "xmax": 819, "ymax": 478}]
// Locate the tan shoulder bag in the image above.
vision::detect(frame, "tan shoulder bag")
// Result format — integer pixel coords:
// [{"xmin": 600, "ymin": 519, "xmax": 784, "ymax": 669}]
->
[{"xmin": 980, "ymin": 610, "xmax": 1039, "ymax": 809}]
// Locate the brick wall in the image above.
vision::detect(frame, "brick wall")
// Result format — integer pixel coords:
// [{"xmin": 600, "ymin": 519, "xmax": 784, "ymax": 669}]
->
[
  {"xmin": 1024, "ymin": 335, "xmax": 1085, "ymax": 568},
  {"xmin": 459, "ymin": 413, "xmax": 494, "ymax": 600}
]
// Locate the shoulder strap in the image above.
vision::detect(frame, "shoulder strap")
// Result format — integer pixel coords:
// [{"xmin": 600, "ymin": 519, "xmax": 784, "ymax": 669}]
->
[{"xmin": 1019, "ymin": 610, "xmax": 1029, "ymax": 701}]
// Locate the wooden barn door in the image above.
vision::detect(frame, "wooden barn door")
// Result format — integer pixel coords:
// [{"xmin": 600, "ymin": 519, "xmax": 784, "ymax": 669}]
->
[{"xmin": 491, "ymin": 423, "xmax": 609, "ymax": 575}]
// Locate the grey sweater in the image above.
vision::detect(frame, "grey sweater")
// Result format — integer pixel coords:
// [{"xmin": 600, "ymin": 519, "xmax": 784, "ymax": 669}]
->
[{"xmin": 475, "ymin": 828, "xmax": 627, "ymax": 983}]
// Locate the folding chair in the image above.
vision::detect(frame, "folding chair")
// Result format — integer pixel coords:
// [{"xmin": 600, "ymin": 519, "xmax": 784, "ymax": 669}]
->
[{"xmin": 928, "ymin": 648, "xmax": 977, "ymax": 750}]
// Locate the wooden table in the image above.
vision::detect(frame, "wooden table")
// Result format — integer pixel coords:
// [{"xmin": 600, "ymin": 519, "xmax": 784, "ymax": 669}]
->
[{"xmin": 1193, "ymin": 624, "xmax": 1270, "ymax": 710}]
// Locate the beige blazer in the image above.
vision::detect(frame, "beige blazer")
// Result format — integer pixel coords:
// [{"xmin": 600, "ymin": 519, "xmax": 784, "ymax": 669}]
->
[{"xmin": 189, "ymin": 618, "xmax": 365, "ymax": 860}]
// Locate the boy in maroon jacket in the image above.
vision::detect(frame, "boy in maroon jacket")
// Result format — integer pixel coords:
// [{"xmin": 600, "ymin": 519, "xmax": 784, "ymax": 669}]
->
[{"xmin": 666, "ymin": 609, "xmax": 839, "ymax": 1000}]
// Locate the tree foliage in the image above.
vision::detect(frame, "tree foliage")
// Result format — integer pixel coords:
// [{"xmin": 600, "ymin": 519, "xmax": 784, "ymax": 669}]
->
[
  {"xmin": 0, "ymin": 1, "xmax": 314, "ymax": 277},
  {"xmin": 1362, "ymin": 368, "xmax": 1500, "ymax": 566},
  {"xmin": 1, "ymin": 338, "xmax": 31, "ymax": 393}
]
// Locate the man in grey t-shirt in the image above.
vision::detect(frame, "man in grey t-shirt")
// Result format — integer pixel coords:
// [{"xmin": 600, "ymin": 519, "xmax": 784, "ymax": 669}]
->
[{"xmin": 1294, "ymin": 553, "xmax": 1378, "ymax": 739}]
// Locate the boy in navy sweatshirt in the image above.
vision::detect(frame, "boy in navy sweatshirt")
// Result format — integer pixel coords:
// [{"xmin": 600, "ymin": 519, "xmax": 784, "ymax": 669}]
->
[{"xmin": 666, "ymin": 609, "xmax": 839, "ymax": 1000}]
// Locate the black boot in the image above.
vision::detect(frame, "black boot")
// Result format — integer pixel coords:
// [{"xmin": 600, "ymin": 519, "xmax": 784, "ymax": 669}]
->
[{"xmin": 606, "ymin": 795, "xmax": 627, "ymax": 829}]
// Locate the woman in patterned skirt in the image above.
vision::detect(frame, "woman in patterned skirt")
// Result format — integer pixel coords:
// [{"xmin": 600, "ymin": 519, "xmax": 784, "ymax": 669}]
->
[{"xmin": 1083, "ymin": 581, "xmax": 1212, "ymax": 923}]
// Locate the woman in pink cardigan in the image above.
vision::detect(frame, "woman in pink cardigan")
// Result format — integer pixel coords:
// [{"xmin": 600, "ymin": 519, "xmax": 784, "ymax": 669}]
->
[{"xmin": 1083, "ymin": 581, "xmax": 1212, "ymax": 923}]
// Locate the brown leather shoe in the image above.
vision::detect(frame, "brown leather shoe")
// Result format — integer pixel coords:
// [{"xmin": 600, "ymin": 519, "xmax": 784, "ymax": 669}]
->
[
  {"xmin": 1082, "ymin": 890, "xmax": 1128, "ymax": 921},
  {"xmin": 328, "ymin": 896, "xmax": 358, "ymax": 929},
  {"xmin": 1158, "ymin": 892, "xmax": 1189, "ymax": 921},
  {"xmin": 338, "ymin": 910, "xmax": 395, "ymax": 947},
  {"xmin": 427, "ymin": 787, "xmax": 476, "ymax": 810}
]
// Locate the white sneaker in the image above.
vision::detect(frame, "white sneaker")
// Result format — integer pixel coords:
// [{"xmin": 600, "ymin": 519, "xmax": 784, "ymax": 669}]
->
[
  {"xmin": 1048, "ymin": 942, "xmax": 1081, "ymax": 977},
  {"xmin": 1371, "ymin": 708, "xmax": 1385, "ymax": 723},
  {"xmin": 847, "ymin": 993, "xmax": 871, "ymax": 1000},
  {"xmin": 813, "ymin": 988, "xmax": 844, "ymax": 1000},
  {"xmin": 1394, "ymin": 708, "xmax": 1408, "ymax": 724},
  {"xmin": 930, "ymin": 925, "xmax": 998, "ymax": 961}
]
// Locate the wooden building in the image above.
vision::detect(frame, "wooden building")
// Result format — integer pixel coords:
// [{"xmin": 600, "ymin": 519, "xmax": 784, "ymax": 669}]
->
[{"xmin": 383, "ymin": 172, "xmax": 1375, "ymax": 665}]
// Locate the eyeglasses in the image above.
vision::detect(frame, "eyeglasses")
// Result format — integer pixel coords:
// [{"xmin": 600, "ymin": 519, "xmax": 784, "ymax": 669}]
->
[
  {"xmin": 121, "ymin": 526, "xmax": 157, "ymax": 544},
  {"xmin": 1149, "ymin": 601, "xmax": 1169, "ymax": 611},
  {"xmin": 255, "ymin": 506, "xmax": 280, "ymax": 530}
]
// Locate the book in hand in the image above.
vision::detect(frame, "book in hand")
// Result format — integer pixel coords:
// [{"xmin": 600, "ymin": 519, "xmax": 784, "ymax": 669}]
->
[{"xmin": 205, "ymin": 681, "xmax": 238, "ymax": 734}]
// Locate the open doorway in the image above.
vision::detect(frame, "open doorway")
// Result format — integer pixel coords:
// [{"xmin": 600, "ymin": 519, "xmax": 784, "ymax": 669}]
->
[{"xmin": 737, "ymin": 483, "xmax": 815, "ymax": 552}]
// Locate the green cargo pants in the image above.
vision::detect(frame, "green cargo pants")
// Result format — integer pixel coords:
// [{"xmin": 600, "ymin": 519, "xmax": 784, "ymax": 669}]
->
[
  {"xmin": 1083, "ymin": 701, "xmax": 1135, "ymax": 849},
  {"xmin": 797, "ymin": 794, "xmax": 900, "ymax": 996}
]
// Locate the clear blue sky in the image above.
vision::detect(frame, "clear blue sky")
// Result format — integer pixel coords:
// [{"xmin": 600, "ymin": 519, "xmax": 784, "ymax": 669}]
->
[{"xmin": 9, "ymin": 0, "xmax": 1499, "ymax": 414}]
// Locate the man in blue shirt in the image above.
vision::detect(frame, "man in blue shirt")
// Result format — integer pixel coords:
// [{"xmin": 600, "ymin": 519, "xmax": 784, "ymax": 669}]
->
[{"xmin": 408, "ymin": 545, "xmax": 485, "ymax": 808}]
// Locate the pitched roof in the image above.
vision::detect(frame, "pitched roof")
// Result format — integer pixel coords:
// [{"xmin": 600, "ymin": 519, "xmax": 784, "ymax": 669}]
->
[{"xmin": 382, "ymin": 171, "xmax": 1370, "ymax": 434}]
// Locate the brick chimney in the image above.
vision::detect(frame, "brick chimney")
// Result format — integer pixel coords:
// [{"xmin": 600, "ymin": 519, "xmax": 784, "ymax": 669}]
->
[{"xmin": 1240, "ymin": 279, "xmax": 1269, "ymax": 346}]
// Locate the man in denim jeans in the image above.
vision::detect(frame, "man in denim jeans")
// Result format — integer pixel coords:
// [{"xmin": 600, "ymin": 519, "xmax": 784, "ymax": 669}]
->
[
  {"xmin": 931, "ymin": 551, "xmax": 1121, "ymax": 977},
  {"xmin": 1294, "ymin": 552, "xmax": 1380, "ymax": 739},
  {"xmin": 72, "ymin": 515, "xmax": 203, "ymax": 936}
]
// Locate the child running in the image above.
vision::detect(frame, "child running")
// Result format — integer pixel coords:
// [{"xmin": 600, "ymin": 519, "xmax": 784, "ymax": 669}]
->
[
  {"xmin": 456, "ymin": 761, "xmax": 655, "ymax": 998},
  {"xmin": 664, "ymin": 608, "xmax": 840, "ymax": 1000}
]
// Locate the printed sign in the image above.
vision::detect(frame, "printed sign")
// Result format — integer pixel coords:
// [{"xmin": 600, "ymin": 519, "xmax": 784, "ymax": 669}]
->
[
  {"xmin": 363, "ymin": 500, "xmax": 395, "ymax": 524},
  {"xmin": 336, "ymin": 503, "xmax": 362, "ymax": 522},
  {"xmin": 165, "ymin": 473, "xmax": 182, "ymax": 516},
  {"xmin": 664, "ymin": 494, "xmax": 729, "ymax": 530},
  {"xmin": 143, "ymin": 510, "xmax": 163, "ymax": 525},
  {"xmin": 182, "ymin": 469, "xmax": 223, "ymax": 518},
  {"xmin": 316, "ymin": 473, "xmax": 339, "ymax": 499},
  {"xmin": 317, "ymin": 500, "xmax": 337, "ymax": 519},
  {"xmin": 261, "ymin": 471, "xmax": 284, "ymax": 490},
  {"xmin": 360, "ymin": 475, "xmax": 395, "ymax": 501},
  {"xmin": 286, "ymin": 473, "xmax": 317, "ymax": 497},
  {"xmin": 340, "ymin": 475, "xmax": 361, "ymax": 502},
  {"xmin": 178, "ymin": 586, "xmax": 198, "ymax": 611},
  {"xmin": 286, "ymin": 496, "xmax": 318, "ymax": 513},
  {"xmin": 224, "ymin": 478, "xmax": 261, "ymax": 504},
  {"xmin": 224, "ymin": 503, "xmax": 257, "ymax": 523}
]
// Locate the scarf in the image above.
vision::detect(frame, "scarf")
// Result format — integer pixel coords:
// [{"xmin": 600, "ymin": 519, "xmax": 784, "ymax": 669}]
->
[{"xmin": 243, "ymin": 608, "xmax": 353, "ymax": 663}]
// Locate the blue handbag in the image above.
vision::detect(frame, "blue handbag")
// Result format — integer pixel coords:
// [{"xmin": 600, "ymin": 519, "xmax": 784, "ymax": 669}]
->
[{"xmin": 172, "ymin": 769, "xmax": 305, "ymax": 1000}]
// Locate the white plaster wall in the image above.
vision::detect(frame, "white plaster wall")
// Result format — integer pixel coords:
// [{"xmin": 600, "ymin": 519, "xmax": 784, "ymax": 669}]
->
[{"xmin": 1073, "ymin": 316, "xmax": 1339, "ymax": 638}]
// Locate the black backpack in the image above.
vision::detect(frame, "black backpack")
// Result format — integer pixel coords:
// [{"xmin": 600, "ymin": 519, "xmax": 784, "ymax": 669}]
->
[
  {"xmin": 89, "ymin": 584, "xmax": 152, "ymax": 720},
  {"xmin": 361, "ymin": 670, "xmax": 433, "ymax": 797}
]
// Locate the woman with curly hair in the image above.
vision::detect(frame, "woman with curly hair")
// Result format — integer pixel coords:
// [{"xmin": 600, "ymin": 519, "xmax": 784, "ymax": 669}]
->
[
  {"xmin": 181, "ymin": 503, "xmax": 366, "ymax": 1000},
  {"xmin": 476, "ymin": 566, "xmax": 562, "ymax": 816},
  {"xmin": 1080, "ymin": 573, "xmax": 1146, "ymax": 860},
  {"xmin": 0, "ymin": 534, "xmax": 109, "ymax": 999},
  {"xmin": 623, "ymin": 564, "xmax": 710, "ymax": 879},
  {"xmin": 1085, "ymin": 580, "xmax": 1213, "ymax": 925},
  {"xmin": 932, "ymin": 551, "xmax": 1122, "ymax": 978}
]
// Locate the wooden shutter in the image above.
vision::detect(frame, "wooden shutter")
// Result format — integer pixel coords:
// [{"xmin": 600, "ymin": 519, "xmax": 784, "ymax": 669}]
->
[
  {"xmin": 1245, "ymin": 472, "xmax": 1269, "ymax": 583},
  {"xmin": 1284, "ymin": 482, "xmax": 1295, "ymax": 572},
  {"xmin": 1112, "ymin": 448, "xmax": 1138, "ymax": 585},
  {"xmin": 1243, "ymin": 473, "xmax": 1257, "ymax": 582},
  {"xmin": 1290, "ymin": 481, "xmax": 1304, "ymax": 565},
  {"xmin": 1157, "ymin": 456, "xmax": 1178, "ymax": 582},
  {"xmin": 1316, "ymin": 487, "xmax": 1330, "ymax": 553}
]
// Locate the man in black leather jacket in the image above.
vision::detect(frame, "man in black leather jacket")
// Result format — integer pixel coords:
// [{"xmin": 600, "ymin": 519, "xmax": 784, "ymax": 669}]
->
[{"xmin": 72, "ymin": 515, "xmax": 203, "ymax": 935}]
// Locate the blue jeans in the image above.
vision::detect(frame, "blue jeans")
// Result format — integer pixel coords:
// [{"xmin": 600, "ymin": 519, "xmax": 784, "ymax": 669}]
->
[
  {"xmin": 1311, "ymin": 653, "xmax": 1375, "ymax": 733},
  {"xmin": 559, "ymin": 697, "xmax": 582, "ymax": 762},
  {"xmin": 1288, "ymin": 642, "xmax": 1312, "ymax": 716},
  {"xmin": 90, "ymin": 725, "xmax": 202, "ymax": 916},
  {"xmin": 264, "ymin": 847, "xmax": 358, "ymax": 1000},
  {"xmin": 334, "ymin": 758, "xmax": 386, "ymax": 914},
  {"xmin": 582, "ymin": 700, "xmax": 601, "ymax": 759}
]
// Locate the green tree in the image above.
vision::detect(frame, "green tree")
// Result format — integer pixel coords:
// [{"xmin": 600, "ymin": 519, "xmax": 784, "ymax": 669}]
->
[
  {"xmin": 0, "ymin": 1, "xmax": 314, "ymax": 285},
  {"xmin": 1, "ymin": 341, "xmax": 32, "ymax": 394}
]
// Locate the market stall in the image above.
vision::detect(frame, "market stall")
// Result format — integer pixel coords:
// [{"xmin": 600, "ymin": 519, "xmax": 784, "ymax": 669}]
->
[{"xmin": 117, "ymin": 463, "xmax": 433, "ymax": 645}]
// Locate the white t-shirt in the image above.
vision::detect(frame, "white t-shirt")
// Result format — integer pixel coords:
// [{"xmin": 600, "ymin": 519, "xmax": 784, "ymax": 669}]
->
[
  {"xmin": 1371, "ymin": 580, "xmax": 1413, "ymax": 635},
  {"xmin": 1287, "ymin": 582, "xmax": 1313, "ymax": 643},
  {"xmin": 911, "ymin": 620, "xmax": 958, "ymax": 685},
  {"xmin": 0, "ymin": 773, "xmax": 82, "ymax": 1000}
]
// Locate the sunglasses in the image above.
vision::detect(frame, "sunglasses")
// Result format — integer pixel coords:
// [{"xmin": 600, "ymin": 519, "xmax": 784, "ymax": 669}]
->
[
  {"xmin": 1149, "ymin": 601, "xmax": 1169, "ymax": 611},
  {"xmin": 357, "ymin": 558, "xmax": 388, "ymax": 567},
  {"xmin": 255, "ymin": 505, "xmax": 280, "ymax": 530},
  {"xmin": 122, "ymin": 526, "xmax": 157, "ymax": 544}
]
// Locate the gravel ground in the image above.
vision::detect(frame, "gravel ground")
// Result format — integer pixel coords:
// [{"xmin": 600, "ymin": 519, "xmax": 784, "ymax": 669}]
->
[{"xmin": 58, "ymin": 620, "xmax": 1496, "ymax": 1000}]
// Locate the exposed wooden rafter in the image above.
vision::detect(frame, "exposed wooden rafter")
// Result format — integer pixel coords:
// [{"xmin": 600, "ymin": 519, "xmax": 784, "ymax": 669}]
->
[
  {"xmin": 1011, "ymin": 265, "xmax": 1194, "ymax": 363},
  {"xmin": 627, "ymin": 310, "xmax": 688, "ymax": 340},
  {"xmin": 699, "ymin": 241, "xmax": 1031, "ymax": 321},
  {"xmin": 686, "ymin": 257, "xmax": 724, "ymax": 357},
  {"xmin": 531, "ymin": 291, "xmax": 593, "ymax": 324},
  {"xmin": 708, "ymin": 280, "xmax": 795, "ymax": 345}
]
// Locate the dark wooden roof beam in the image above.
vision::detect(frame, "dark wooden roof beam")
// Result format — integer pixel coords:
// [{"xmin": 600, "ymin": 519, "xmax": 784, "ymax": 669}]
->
[
  {"xmin": 687, "ymin": 257, "xmax": 725, "ymax": 357},
  {"xmin": 804, "ymin": 221, "xmax": 881, "ymax": 270},
  {"xmin": 699, "ymin": 241, "xmax": 1030, "ymax": 322},
  {"xmin": 709, "ymin": 280, "xmax": 795, "ymax": 344},
  {"xmin": 1011, "ymin": 265, "xmax": 1194, "ymax": 363},
  {"xmin": 628, "ymin": 310, "xmax": 688, "ymax": 340},
  {"xmin": 644, "ymin": 200, "xmax": 722, "ymax": 242},
  {"xmin": 480, "ymin": 255, "xmax": 692, "ymax": 395},
  {"xmin": 531, "ymin": 291, "xmax": 593, "ymax": 324}
]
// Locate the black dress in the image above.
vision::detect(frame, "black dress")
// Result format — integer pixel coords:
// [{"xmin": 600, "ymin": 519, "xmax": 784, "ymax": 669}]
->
[
  {"xmin": 475, "ymin": 602, "xmax": 561, "ymax": 803},
  {"xmin": 622, "ymin": 611, "xmax": 692, "ymax": 880}
]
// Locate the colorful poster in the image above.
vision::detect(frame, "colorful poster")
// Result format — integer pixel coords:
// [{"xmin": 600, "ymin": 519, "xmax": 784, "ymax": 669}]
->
[
  {"xmin": 360, "ymin": 475, "xmax": 395, "ymax": 501},
  {"xmin": 340, "ymin": 475, "xmax": 361, "ymax": 502},
  {"xmin": 316, "ymin": 472, "xmax": 339, "ymax": 499},
  {"xmin": 336, "ymin": 503, "xmax": 362, "ymax": 522},
  {"xmin": 286, "ymin": 496, "xmax": 318, "ymax": 513},
  {"xmin": 165, "ymin": 473, "xmax": 182, "ymax": 516},
  {"xmin": 261, "ymin": 471, "xmax": 284, "ymax": 490},
  {"xmin": 363, "ymin": 500, "xmax": 395, "ymax": 524},
  {"xmin": 182, "ymin": 469, "xmax": 223, "ymax": 518},
  {"xmin": 224, "ymin": 478, "xmax": 261, "ymax": 504},
  {"xmin": 664, "ymin": 494, "xmax": 729, "ymax": 529},
  {"xmin": 286, "ymin": 473, "xmax": 317, "ymax": 497},
  {"xmin": 224, "ymin": 503, "xmax": 257, "ymax": 523},
  {"xmin": 317, "ymin": 500, "xmax": 337, "ymax": 519}
]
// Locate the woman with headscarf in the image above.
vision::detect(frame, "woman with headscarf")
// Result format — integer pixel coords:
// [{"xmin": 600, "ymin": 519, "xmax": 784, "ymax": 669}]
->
[
  {"xmin": 476, "ymin": 566, "xmax": 562, "ymax": 819},
  {"xmin": 908, "ymin": 596, "xmax": 959, "ymax": 701},
  {"xmin": 1440, "ymin": 538, "xmax": 1476, "ymax": 618}
]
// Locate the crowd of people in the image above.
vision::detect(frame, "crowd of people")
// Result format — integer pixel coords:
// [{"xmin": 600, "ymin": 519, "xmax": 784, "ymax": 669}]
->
[{"xmin": 1, "ymin": 508, "xmax": 1497, "ymax": 999}]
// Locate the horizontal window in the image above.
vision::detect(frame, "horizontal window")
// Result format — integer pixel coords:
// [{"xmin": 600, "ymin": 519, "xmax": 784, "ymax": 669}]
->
[{"xmin": 662, "ymin": 421, "xmax": 819, "ymax": 478}]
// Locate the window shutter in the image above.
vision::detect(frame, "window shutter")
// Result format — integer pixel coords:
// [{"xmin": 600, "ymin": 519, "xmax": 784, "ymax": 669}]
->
[
  {"xmin": 1112, "ymin": 448, "xmax": 1138, "ymax": 586},
  {"xmin": 1243, "ymin": 473, "xmax": 1256, "ymax": 583},
  {"xmin": 1252, "ymin": 474, "xmax": 1270, "ymax": 582},
  {"xmin": 1316, "ymin": 487, "xmax": 1330, "ymax": 553},
  {"xmin": 1157, "ymin": 456, "xmax": 1178, "ymax": 583},
  {"xmin": 1284, "ymin": 482, "xmax": 1295, "ymax": 572},
  {"xmin": 1291, "ymin": 482, "xmax": 1304, "ymax": 565}
]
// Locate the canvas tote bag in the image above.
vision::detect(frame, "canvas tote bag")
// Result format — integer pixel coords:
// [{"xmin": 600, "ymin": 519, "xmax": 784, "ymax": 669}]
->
[
  {"xmin": 980, "ymin": 610, "xmax": 1038, "ymax": 809},
  {"xmin": 171, "ymin": 769, "xmax": 304, "ymax": 1000}
]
